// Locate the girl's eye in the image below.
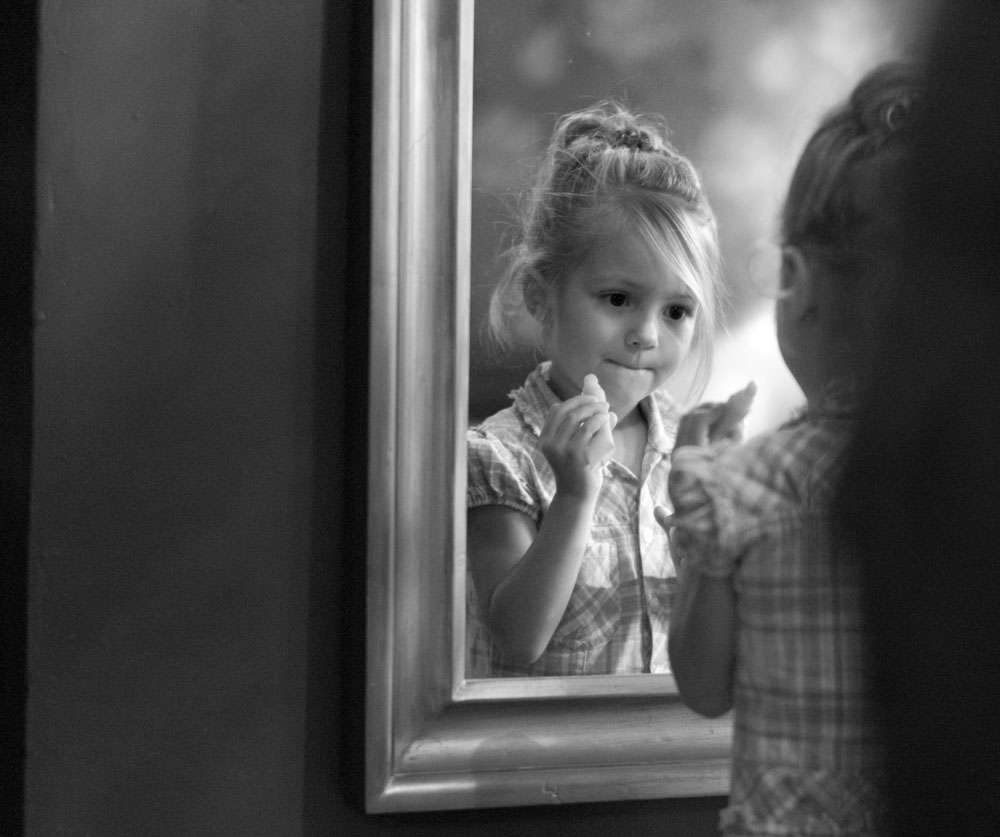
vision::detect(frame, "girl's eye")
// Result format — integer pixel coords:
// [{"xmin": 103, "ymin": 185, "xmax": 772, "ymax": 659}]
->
[
  {"xmin": 666, "ymin": 304, "xmax": 691, "ymax": 321},
  {"xmin": 605, "ymin": 293, "xmax": 629, "ymax": 307}
]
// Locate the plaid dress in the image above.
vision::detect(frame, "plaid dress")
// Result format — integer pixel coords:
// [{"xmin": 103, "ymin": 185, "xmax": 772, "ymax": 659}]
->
[
  {"xmin": 668, "ymin": 382, "xmax": 887, "ymax": 835},
  {"xmin": 466, "ymin": 362, "xmax": 680, "ymax": 677}
]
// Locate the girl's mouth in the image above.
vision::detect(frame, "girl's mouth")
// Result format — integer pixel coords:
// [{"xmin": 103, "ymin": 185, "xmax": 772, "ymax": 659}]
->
[{"xmin": 605, "ymin": 359, "xmax": 651, "ymax": 373}]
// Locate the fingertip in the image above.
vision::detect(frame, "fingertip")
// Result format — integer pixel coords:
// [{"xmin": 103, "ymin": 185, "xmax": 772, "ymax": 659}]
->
[{"xmin": 726, "ymin": 381, "xmax": 757, "ymax": 412}]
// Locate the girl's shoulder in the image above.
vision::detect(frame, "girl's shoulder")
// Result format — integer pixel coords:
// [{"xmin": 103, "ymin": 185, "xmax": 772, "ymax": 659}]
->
[
  {"xmin": 468, "ymin": 398, "xmax": 544, "ymax": 465},
  {"xmin": 708, "ymin": 416, "xmax": 856, "ymax": 510},
  {"xmin": 469, "ymin": 405, "xmax": 531, "ymax": 445},
  {"xmin": 469, "ymin": 363, "xmax": 557, "ymax": 441},
  {"xmin": 467, "ymin": 403, "xmax": 548, "ymax": 515}
]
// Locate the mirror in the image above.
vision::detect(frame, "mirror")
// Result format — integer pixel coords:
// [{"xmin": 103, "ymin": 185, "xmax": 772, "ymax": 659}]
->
[
  {"xmin": 465, "ymin": 1, "xmax": 930, "ymax": 678},
  {"xmin": 367, "ymin": 0, "xmax": 930, "ymax": 812}
]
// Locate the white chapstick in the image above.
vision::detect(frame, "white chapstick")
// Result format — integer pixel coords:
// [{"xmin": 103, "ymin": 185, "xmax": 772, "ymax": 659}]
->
[
  {"xmin": 581, "ymin": 373, "xmax": 603, "ymax": 399},
  {"xmin": 582, "ymin": 374, "xmax": 615, "ymax": 465}
]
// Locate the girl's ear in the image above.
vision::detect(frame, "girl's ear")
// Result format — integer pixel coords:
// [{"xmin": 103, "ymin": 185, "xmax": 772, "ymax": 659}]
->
[
  {"xmin": 780, "ymin": 246, "xmax": 818, "ymax": 323},
  {"xmin": 523, "ymin": 273, "xmax": 551, "ymax": 323}
]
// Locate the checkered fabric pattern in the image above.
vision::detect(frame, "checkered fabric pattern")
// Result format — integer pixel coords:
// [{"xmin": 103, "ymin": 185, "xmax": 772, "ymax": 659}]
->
[
  {"xmin": 668, "ymin": 382, "xmax": 887, "ymax": 835},
  {"xmin": 466, "ymin": 362, "xmax": 679, "ymax": 677}
]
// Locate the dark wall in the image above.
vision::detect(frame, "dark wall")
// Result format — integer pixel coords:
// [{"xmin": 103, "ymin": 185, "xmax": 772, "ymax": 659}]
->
[
  {"xmin": 17, "ymin": 1, "xmax": 723, "ymax": 833},
  {"xmin": 2, "ymin": 2, "xmax": 37, "ymax": 834}
]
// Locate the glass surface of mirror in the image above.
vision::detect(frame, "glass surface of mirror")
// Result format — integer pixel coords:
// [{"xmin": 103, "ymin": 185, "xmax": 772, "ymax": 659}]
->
[
  {"xmin": 464, "ymin": 0, "xmax": 931, "ymax": 681},
  {"xmin": 367, "ymin": 0, "xmax": 934, "ymax": 813}
]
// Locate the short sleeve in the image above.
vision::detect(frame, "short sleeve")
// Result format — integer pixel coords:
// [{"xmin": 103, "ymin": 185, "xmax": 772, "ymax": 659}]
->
[
  {"xmin": 467, "ymin": 429, "xmax": 541, "ymax": 523},
  {"xmin": 666, "ymin": 445, "xmax": 744, "ymax": 578}
]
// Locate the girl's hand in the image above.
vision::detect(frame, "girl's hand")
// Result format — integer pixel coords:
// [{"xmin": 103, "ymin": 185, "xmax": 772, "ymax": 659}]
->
[
  {"xmin": 673, "ymin": 381, "xmax": 757, "ymax": 450},
  {"xmin": 540, "ymin": 377, "xmax": 616, "ymax": 498}
]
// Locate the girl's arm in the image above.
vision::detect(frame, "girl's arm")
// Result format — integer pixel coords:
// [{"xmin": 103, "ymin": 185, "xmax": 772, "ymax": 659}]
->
[
  {"xmin": 655, "ymin": 383, "xmax": 753, "ymax": 715},
  {"xmin": 468, "ymin": 390, "xmax": 612, "ymax": 665},
  {"xmin": 468, "ymin": 490, "xmax": 598, "ymax": 665},
  {"xmin": 665, "ymin": 557, "xmax": 736, "ymax": 717}
]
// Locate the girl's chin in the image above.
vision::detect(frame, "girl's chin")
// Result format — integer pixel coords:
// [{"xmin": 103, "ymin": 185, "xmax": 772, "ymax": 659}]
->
[
  {"xmin": 604, "ymin": 378, "xmax": 659, "ymax": 405},
  {"xmin": 605, "ymin": 392, "xmax": 645, "ymax": 419}
]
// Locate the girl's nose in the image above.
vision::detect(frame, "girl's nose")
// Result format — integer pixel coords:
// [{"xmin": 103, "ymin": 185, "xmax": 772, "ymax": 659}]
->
[{"xmin": 627, "ymin": 314, "xmax": 658, "ymax": 350}]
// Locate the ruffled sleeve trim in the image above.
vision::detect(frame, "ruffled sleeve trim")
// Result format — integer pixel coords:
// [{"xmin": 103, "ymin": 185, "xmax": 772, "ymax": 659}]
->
[
  {"xmin": 466, "ymin": 428, "xmax": 542, "ymax": 525},
  {"xmin": 509, "ymin": 362, "xmax": 560, "ymax": 437},
  {"xmin": 665, "ymin": 445, "xmax": 745, "ymax": 578}
]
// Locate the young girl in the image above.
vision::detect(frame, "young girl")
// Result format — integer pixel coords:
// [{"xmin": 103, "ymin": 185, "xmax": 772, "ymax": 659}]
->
[
  {"xmin": 658, "ymin": 62, "xmax": 922, "ymax": 834},
  {"xmin": 466, "ymin": 102, "xmax": 724, "ymax": 677}
]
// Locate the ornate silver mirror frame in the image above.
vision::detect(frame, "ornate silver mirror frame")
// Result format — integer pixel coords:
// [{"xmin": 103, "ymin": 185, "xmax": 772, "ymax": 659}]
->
[{"xmin": 365, "ymin": 0, "xmax": 731, "ymax": 812}]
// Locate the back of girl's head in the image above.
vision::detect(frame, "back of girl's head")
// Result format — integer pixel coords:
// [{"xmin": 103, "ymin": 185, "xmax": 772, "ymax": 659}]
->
[
  {"xmin": 488, "ymin": 101, "xmax": 722, "ymax": 400},
  {"xmin": 781, "ymin": 61, "xmax": 923, "ymax": 340}
]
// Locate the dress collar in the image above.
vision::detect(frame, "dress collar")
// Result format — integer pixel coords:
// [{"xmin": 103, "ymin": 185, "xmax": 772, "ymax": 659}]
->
[
  {"xmin": 511, "ymin": 361, "xmax": 678, "ymax": 454},
  {"xmin": 789, "ymin": 376, "xmax": 861, "ymax": 424}
]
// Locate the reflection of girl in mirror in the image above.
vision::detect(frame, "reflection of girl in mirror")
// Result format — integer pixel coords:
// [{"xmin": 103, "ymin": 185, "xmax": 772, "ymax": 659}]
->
[
  {"xmin": 466, "ymin": 102, "xmax": 725, "ymax": 677},
  {"xmin": 658, "ymin": 62, "xmax": 922, "ymax": 834}
]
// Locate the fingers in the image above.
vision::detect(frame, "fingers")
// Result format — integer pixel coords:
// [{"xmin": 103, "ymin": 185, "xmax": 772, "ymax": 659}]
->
[
  {"xmin": 543, "ymin": 395, "xmax": 610, "ymax": 449},
  {"xmin": 653, "ymin": 504, "xmax": 673, "ymax": 530},
  {"xmin": 577, "ymin": 409, "xmax": 613, "ymax": 439},
  {"xmin": 542, "ymin": 375, "xmax": 619, "ymax": 470},
  {"xmin": 584, "ymin": 418, "xmax": 616, "ymax": 467},
  {"xmin": 673, "ymin": 406, "xmax": 717, "ymax": 448},
  {"xmin": 710, "ymin": 381, "xmax": 757, "ymax": 441},
  {"xmin": 674, "ymin": 382, "xmax": 756, "ymax": 448},
  {"xmin": 547, "ymin": 393, "xmax": 609, "ymax": 427}
]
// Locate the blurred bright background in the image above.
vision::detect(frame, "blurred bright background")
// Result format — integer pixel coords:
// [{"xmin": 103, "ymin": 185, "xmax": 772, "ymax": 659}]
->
[{"xmin": 469, "ymin": 0, "xmax": 934, "ymax": 436}]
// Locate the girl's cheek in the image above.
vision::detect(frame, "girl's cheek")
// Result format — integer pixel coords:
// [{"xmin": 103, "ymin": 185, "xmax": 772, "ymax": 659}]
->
[{"xmin": 663, "ymin": 322, "xmax": 694, "ymax": 351}]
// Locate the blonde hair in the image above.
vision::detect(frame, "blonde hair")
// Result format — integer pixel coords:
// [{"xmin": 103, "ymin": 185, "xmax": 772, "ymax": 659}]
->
[{"xmin": 488, "ymin": 101, "xmax": 722, "ymax": 401}]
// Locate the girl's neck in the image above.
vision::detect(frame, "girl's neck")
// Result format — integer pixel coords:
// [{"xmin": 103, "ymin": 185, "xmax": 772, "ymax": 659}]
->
[
  {"xmin": 613, "ymin": 404, "xmax": 644, "ymax": 431},
  {"xmin": 612, "ymin": 407, "xmax": 647, "ymax": 476}
]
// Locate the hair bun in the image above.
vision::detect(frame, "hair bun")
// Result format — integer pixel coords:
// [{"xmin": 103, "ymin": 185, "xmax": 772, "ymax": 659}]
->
[
  {"xmin": 852, "ymin": 61, "xmax": 922, "ymax": 136},
  {"xmin": 611, "ymin": 128, "xmax": 653, "ymax": 151},
  {"xmin": 555, "ymin": 105, "xmax": 667, "ymax": 154},
  {"xmin": 883, "ymin": 95, "xmax": 916, "ymax": 132},
  {"xmin": 558, "ymin": 115, "xmax": 604, "ymax": 150}
]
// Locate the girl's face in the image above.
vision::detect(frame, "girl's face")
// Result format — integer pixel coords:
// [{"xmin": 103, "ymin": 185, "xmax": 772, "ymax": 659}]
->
[{"xmin": 541, "ymin": 228, "xmax": 698, "ymax": 420}]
